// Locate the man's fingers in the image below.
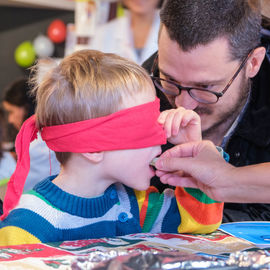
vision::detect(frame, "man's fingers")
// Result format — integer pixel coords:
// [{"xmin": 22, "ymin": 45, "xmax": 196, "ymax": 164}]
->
[
  {"xmin": 159, "ymin": 142, "xmax": 199, "ymax": 159},
  {"xmin": 156, "ymin": 169, "xmax": 185, "ymax": 178},
  {"xmin": 159, "ymin": 140, "xmax": 218, "ymax": 160},
  {"xmin": 156, "ymin": 156, "xmax": 195, "ymax": 173},
  {"xmin": 161, "ymin": 175, "xmax": 199, "ymax": 188},
  {"xmin": 155, "ymin": 170, "xmax": 168, "ymax": 177}
]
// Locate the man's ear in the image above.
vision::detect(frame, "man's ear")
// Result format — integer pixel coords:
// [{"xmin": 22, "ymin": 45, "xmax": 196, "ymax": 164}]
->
[
  {"xmin": 82, "ymin": 152, "xmax": 104, "ymax": 163},
  {"xmin": 246, "ymin": 46, "xmax": 266, "ymax": 78}
]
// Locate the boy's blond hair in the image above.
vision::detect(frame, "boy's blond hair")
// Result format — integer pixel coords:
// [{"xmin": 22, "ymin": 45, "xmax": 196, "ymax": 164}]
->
[{"xmin": 30, "ymin": 50, "xmax": 155, "ymax": 164}]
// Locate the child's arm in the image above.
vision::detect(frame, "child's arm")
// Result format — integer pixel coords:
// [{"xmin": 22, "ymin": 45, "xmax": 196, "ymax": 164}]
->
[
  {"xmin": 158, "ymin": 107, "xmax": 201, "ymax": 145},
  {"xmin": 174, "ymin": 187, "xmax": 223, "ymax": 234},
  {"xmin": 0, "ymin": 193, "xmax": 45, "ymax": 246},
  {"xmin": 0, "ymin": 215, "xmax": 42, "ymax": 246},
  {"xmin": 134, "ymin": 186, "xmax": 223, "ymax": 235}
]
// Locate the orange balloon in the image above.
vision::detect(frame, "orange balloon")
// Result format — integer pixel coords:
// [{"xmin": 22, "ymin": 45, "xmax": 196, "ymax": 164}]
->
[{"xmin": 47, "ymin": 19, "xmax": 66, "ymax": 43}]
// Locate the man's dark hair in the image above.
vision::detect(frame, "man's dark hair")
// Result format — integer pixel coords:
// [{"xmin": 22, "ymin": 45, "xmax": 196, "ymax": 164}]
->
[{"xmin": 160, "ymin": 0, "xmax": 262, "ymax": 60}]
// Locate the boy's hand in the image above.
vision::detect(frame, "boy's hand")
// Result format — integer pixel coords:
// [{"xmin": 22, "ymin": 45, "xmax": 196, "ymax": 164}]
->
[{"xmin": 158, "ymin": 107, "xmax": 201, "ymax": 145}]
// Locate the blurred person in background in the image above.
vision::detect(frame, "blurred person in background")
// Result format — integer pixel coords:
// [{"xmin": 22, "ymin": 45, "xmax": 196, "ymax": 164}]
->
[
  {"xmin": 89, "ymin": 0, "xmax": 163, "ymax": 64},
  {"xmin": 0, "ymin": 107, "xmax": 16, "ymax": 179},
  {"xmin": 2, "ymin": 78, "xmax": 60, "ymax": 191},
  {"xmin": 0, "ymin": 107, "xmax": 16, "ymax": 209}
]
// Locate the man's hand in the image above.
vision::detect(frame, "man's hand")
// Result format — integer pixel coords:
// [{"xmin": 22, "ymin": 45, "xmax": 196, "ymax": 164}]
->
[{"xmin": 155, "ymin": 140, "xmax": 235, "ymax": 201}]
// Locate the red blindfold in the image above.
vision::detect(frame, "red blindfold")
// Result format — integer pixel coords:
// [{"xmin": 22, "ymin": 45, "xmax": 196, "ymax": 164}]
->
[{"xmin": 1, "ymin": 97, "xmax": 166, "ymax": 220}]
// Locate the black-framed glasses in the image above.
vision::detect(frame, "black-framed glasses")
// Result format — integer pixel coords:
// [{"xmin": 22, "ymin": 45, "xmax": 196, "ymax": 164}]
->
[{"xmin": 151, "ymin": 49, "xmax": 255, "ymax": 104}]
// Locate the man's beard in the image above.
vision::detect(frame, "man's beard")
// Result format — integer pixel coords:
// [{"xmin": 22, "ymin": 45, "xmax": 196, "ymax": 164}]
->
[{"xmin": 196, "ymin": 76, "xmax": 251, "ymax": 140}]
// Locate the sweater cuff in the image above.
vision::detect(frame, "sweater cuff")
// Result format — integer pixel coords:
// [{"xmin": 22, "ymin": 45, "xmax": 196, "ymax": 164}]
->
[{"xmin": 216, "ymin": 146, "xmax": 230, "ymax": 162}]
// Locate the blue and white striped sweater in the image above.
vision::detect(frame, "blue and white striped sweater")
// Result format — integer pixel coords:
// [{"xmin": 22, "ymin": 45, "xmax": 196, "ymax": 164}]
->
[{"xmin": 0, "ymin": 176, "xmax": 180, "ymax": 245}]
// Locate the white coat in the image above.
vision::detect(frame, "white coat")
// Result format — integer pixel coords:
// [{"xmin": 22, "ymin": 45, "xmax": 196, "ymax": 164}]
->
[
  {"xmin": 89, "ymin": 10, "xmax": 160, "ymax": 65},
  {"xmin": 25, "ymin": 132, "xmax": 60, "ymax": 191}
]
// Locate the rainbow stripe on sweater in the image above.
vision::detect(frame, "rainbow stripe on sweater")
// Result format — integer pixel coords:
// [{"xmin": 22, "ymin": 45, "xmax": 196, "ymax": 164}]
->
[{"xmin": 135, "ymin": 186, "xmax": 223, "ymax": 234}]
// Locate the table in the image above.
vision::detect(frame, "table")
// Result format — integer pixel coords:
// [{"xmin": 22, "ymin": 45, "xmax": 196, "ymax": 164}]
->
[{"xmin": 0, "ymin": 230, "xmax": 267, "ymax": 269}]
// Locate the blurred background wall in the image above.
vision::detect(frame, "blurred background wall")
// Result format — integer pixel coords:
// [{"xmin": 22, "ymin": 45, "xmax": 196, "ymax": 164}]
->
[{"xmin": 0, "ymin": 6, "xmax": 74, "ymax": 96}]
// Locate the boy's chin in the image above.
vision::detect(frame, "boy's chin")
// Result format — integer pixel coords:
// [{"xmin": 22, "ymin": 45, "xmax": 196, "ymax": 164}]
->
[
  {"xmin": 136, "ymin": 186, "xmax": 149, "ymax": 191},
  {"xmin": 132, "ymin": 180, "xmax": 150, "ymax": 191}
]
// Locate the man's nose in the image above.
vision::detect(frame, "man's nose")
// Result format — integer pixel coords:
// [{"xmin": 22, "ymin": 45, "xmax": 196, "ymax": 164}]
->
[{"xmin": 174, "ymin": 91, "xmax": 199, "ymax": 110}]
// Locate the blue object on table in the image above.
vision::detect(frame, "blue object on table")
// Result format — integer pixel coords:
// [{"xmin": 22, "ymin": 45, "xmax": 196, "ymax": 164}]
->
[{"xmin": 219, "ymin": 222, "xmax": 270, "ymax": 247}]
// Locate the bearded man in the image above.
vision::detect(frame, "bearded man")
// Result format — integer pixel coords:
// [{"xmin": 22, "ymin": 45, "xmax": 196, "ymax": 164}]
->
[{"xmin": 144, "ymin": 0, "xmax": 270, "ymax": 222}]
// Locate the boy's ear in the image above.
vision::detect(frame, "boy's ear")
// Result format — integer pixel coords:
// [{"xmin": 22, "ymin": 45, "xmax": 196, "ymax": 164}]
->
[{"xmin": 82, "ymin": 152, "xmax": 104, "ymax": 163}]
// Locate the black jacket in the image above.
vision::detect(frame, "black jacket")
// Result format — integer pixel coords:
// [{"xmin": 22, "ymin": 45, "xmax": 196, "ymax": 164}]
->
[{"xmin": 143, "ymin": 31, "xmax": 270, "ymax": 222}]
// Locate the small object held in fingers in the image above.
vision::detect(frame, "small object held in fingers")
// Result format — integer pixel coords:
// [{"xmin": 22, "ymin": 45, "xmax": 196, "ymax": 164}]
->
[{"xmin": 150, "ymin": 157, "xmax": 159, "ymax": 168}]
